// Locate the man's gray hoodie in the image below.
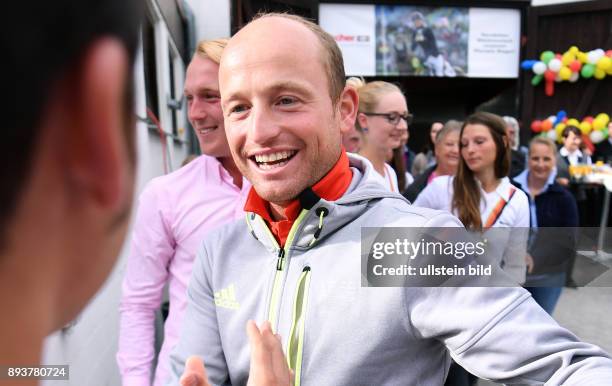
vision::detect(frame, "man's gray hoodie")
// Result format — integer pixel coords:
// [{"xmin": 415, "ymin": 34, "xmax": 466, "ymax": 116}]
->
[{"xmin": 168, "ymin": 154, "xmax": 612, "ymax": 385}]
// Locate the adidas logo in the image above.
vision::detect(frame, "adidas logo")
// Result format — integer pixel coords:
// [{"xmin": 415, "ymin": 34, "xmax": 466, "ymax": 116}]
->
[{"xmin": 214, "ymin": 284, "xmax": 240, "ymax": 310}]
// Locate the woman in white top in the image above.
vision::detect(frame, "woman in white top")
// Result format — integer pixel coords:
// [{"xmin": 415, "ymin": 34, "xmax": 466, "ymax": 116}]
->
[
  {"xmin": 414, "ymin": 112, "xmax": 529, "ymax": 284},
  {"xmin": 346, "ymin": 77, "xmax": 411, "ymax": 193}
]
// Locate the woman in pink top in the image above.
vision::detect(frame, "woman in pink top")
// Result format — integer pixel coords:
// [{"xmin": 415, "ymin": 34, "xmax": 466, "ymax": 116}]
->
[{"xmin": 117, "ymin": 39, "xmax": 250, "ymax": 386}]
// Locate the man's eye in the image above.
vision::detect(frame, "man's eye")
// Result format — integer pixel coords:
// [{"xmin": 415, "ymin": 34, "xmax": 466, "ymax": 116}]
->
[
  {"xmin": 205, "ymin": 94, "xmax": 220, "ymax": 101},
  {"xmin": 230, "ymin": 104, "xmax": 248, "ymax": 114},
  {"xmin": 277, "ymin": 97, "xmax": 296, "ymax": 106},
  {"xmin": 387, "ymin": 113, "xmax": 398, "ymax": 121}
]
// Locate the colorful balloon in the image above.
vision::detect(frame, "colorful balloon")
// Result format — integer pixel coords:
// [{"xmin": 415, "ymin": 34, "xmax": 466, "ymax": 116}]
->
[
  {"xmin": 581, "ymin": 63, "xmax": 595, "ymax": 78},
  {"xmin": 559, "ymin": 66, "xmax": 572, "ymax": 80},
  {"xmin": 594, "ymin": 68, "xmax": 606, "ymax": 80},
  {"xmin": 590, "ymin": 130, "xmax": 605, "ymax": 144},
  {"xmin": 532, "ymin": 61, "xmax": 547, "ymax": 75},
  {"xmin": 531, "ymin": 74, "xmax": 543, "ymax": 86},
  {"xmin": 531, "ymin": 120, "xmax": 542, "ymax": 133},
  {"xmin": 579, "ymin": 121, "xmax": 592, "ymax": 135},
  {"xmin": 540, "ymin": 50, "xmax": 555, "ymax": 64},
  {"xmin": 548, "ymin": 58, "xmax": 562, "ymax": 72}
]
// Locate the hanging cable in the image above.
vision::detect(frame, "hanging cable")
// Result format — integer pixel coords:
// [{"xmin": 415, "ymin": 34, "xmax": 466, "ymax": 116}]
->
[{"xmin": 146, "ymin": 108, "xmax": 170, "ymax": 174}]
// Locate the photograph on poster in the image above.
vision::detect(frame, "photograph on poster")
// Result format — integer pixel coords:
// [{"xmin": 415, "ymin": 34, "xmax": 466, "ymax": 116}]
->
[{"xmin": 376, "ymin": 5, "xmax": 469, "ymax": 77}]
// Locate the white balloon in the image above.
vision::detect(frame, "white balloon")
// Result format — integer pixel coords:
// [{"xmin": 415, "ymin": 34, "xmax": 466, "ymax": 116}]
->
[
  {"xmin": 590, "ymin": 130, "xmax": 605, "ymax": 144},
  {"xmin": 548, "ymin": 115, "xmax": 556, "ymax": 123},
  {"xmin": 533, "ymin": 61, "xmax": 547, "ymax": 75},
  {"xmin": 547, "ymin": 130, "xmax": 557, "ymax": 141},
  {"xmin": 569, "ymin": 72, "xmax": 579, "ymax": 82},
  {"xmin": 594, "ymin": 49, "xmax": 605, "ymax": 61},
  {"xmin": 548, "ymin": 58, "xmax": 562, "ymax": 72},
  {"xmin": 587, "ymin": 50, "xmax": 599, "ymax": 64}
]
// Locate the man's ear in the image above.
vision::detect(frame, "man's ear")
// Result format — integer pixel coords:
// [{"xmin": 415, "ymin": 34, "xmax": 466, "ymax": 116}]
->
[
  {"xmin": 357, "ymin": 112, "xmax": 368, "ymax": 132},
  {"xmin": 63, "ymin": 38, "xmax": 132, "ymax": 212},
  {"xmin": 337, "ymin": 86, "xmax": 359, "ymax": 135}
]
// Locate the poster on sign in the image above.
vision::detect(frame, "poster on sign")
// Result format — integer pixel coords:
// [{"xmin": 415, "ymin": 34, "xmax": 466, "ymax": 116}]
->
[{"xmin": 319, "ymin": 3, "xmax": 521, "ymax": 78}]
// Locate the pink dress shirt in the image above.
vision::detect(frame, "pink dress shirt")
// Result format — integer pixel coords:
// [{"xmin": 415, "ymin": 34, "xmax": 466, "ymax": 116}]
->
[{"xmin": 117, "ymin": 155, "xmax": 250, "ymax": 386}]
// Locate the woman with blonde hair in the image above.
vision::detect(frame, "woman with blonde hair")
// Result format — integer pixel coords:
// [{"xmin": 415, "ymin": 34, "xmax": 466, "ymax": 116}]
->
[{"xmin": 347, "ymin": 77, "xmax": 413, "ymax": 192}]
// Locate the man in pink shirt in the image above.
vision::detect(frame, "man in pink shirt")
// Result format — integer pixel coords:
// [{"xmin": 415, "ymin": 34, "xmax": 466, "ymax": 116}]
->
[{"xmin": 117, "ymin": 39, "xmax": 251, "ymax": 386}]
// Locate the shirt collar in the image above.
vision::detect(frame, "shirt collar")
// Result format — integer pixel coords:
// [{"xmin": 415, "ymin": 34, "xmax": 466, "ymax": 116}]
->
[
  {"xmin": 476, "ymin": 176, "xmax": 514, "ymax": 201},
  {"xmin": 514, "ymin": 168, "xmax": 557, "ymax": 196},
  {"xmin": 244, "ymin": 149, "xmax": 353, "ymax": 222},
  {"xmin": 560, "ymin": 147, "xmax": 582, "ymax": 158}
]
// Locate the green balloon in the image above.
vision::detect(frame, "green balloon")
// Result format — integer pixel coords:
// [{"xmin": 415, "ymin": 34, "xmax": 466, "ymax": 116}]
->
[
  {"xmin": 540, "ymin": 50, "xmax": 555, "ymax": 64},
  {"xmin": 531, "ymin": 74, "xmax": 543, "ymax": 86},
  {"xmin": 581, "ymin": 63, "xmax": 595, "ymax": 78}
]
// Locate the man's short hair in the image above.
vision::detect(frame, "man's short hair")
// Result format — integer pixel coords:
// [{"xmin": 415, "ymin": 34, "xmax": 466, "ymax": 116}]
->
[
  {"xmin": 194, "ymin": 38, "xmax": 229, "ymax": 65},
  {"xmin": 0, "ymin": 0, "xmax": 142, "ymax": 248},
  {"xmin": 251, "ymin": 13, "xmax": 346, "ymax": 106}
]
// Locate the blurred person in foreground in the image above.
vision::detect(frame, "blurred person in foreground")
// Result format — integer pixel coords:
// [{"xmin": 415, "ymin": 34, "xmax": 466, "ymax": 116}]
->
[
  {"xmin": 0, "ymin": 2, "xmax": 288, "ymax": 385},
  {"xmin": 513, "ymin": 137, "xmax": 579, "ymax": 314},
  {"xmin": 404, "ymin": 120, "xmax": 461, "ymax": 202},
  {"xmin": 168, "ymin": 13, "xmax": 612, "ymax": 386},
  {"xmin": 117, "ymin": 39, "xmax": 251, "ymax": 386}
]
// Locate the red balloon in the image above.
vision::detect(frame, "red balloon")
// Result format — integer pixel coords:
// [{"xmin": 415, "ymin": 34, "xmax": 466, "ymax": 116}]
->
[
  {"xmin": 544, "ymin": 70, "xmax": 556, "ymax": 81},
  {"xmin": 582, "ymin": 135, "xmax": 595, "ymax": 154},
  {"xmin": 607, "ymin": 50, "xmax": 612, "ymax": 58},
  {"xmin": 545, "ymin": 78, "xmax": 555, "ymax": 96},
  {"xmin": 555, "ymin": 53, "xmax": 562, "ymax": 59},
  {"xmin": 541, "ymin": 119, "xmax": 553, "ymax": 131},
  {"xmin": 569, "ymin": 60, "xmax": 582, "ymax": 72},
  {"xmin": 531, "ymin": 120, "xmax": 543, "ymax": 132},
  {"xmin": 584, "ymin": 116, "xmax": 594, "ymax": 123},
  {"xmin": 563, "ymin": 117, "xmax": 568, "ymax": 123}
]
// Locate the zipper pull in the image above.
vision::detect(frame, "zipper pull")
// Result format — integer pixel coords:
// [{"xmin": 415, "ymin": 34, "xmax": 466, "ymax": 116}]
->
[{"xmin": 276, "ymin": 248, "xmax": 285, "ymax": 271}]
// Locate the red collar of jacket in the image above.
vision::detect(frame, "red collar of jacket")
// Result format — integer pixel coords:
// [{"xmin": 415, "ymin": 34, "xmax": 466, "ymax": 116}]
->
[{"xmin": 244, "ymin": 149, "xmax": 352, "ymax": 246}]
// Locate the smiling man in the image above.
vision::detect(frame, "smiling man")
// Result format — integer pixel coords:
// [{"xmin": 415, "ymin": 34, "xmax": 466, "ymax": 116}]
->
[
  {"xmin": 168, "ymin": 13, "xmax": 612, "ymax": 386},
  {"xmin": 117, "ymin": 39, "xmax": 251, "ymax": 386}
]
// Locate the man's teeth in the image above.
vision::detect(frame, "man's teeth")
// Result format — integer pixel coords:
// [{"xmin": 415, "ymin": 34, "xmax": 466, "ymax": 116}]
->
[
  {"xmin": 198, "ymin": 127, "xmax": 216, "ymax": 134},
  {"xmin": 258, "ymin": 160, "xmax": 289, "ymax": 170},
  {"xmin": 254, "ymin": 151, "xmax": 296, "ymax": 164}
]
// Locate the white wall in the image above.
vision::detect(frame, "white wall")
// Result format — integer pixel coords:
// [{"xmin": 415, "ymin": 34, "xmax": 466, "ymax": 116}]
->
[{"xmin": 186, "ymin": 0, "xmax": 231, "ymax": 39}]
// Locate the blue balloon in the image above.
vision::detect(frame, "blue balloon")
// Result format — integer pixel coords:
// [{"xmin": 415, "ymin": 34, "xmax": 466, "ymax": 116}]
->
[
  {"xmin": 554, "ymin": 110, "xmax": 567, "ymax": 126},
  {"xmin": 521, "ymin": 60, "xmax": 537, "ymax": 70}
]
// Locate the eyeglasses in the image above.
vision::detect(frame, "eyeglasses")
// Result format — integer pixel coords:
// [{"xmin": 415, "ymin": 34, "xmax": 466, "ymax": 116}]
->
[{"xmin": 364, "ymin": 112, "xmax": 413, "ymax": 126}]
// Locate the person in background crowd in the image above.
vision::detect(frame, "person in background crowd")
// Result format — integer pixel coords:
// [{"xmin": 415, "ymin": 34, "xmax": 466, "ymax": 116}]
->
[
  {"xmin": 403, "ymin": 119, "xmax": 461, "ymax": 202},
  {"xmin": 415, "ymin": 112, "xmax": 529, "ymax": 386},
  {"xmin": 117, "ymin": 39, "xmax": 251, "ymax": 386},
  {"xmin": 390, "ymin": 127, "xmax": 414, "ymax": 191},
  {"xmin": 412, "ymin": 121, "xmax": 443, "ymax": 176},
  {"xmin": 594, "ymin": 121, "xmax": 612, "ymax": 163},
  {"xmin": 414, "ymin": 112, "xmax": 529, "ymax": 283},
  {"xmin": 341, "ymin": 124, "xmax": 363, "ymax": 153},
  {"xmin": 502, "ymin": 116, "xmax": 526, "ymax": 178},
  {"xmin": 556, "ymin": 125, "xmax": 592, "ymax": 185},
  {"xmin": 513, "ymin": 137, "xmax": 579, "ymax": 315},
  {"xmin": 347, "ymin": 77, "xmax": 411, "ymax": 193}
]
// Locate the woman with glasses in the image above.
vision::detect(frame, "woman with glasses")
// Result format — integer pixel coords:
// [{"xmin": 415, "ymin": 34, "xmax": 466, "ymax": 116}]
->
[{"xmin": 347, "ymin": 77, "xmax": 413, "ymax": 192}]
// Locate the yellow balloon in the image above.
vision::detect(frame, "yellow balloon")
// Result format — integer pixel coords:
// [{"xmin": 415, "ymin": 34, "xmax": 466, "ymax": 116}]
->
[
  {"xmin": 567, "ymin": 118, "xmax": 580, "ymax": 127},
  {"xmin": 569, "ymin": 46, "xmax": 579, "ymax": 54},
  {"xmin": 593, "ymin": 118, "xmax": 605, "ymax": 131},
  {"xmin": 596, "ymin": 113, "xmax": 610, "ymax": 125},
  {"xmin": 607, "ymin": 66, "xmax": 612, "ymax": 75},
  {"xmin": 577, "ymin": 52, "xmax": 588, "ymax": 63},
  {"xmin": 559, "ymin": 66, "xmax": 572, "ymax": 80},
  {"xmin": 594, "ymin": 68, "xmax": 606, "ymax": 79},
  {"xmin": 555, "ymin": 123, "xmax": 566, "ymax": 135},
  {"xmin": 597, "ymin": 57, "xmax": 612, "ymax": 71},
  {"xmin": 579, "ymin": 121, "xmax": 592, "ymax": 135},
  {"xmin": 561, "ymin": 52, "xmax": 574, "ymax": 66}
]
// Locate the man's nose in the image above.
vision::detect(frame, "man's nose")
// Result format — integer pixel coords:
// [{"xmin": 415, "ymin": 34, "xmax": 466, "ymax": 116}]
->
[
  {"xmin": 188, "ymin": 99, "xmax": 207, "ymax": 122},
  {"xmin": 249, "ymin": 105, "xmax": 281, "ymax": 144}
]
